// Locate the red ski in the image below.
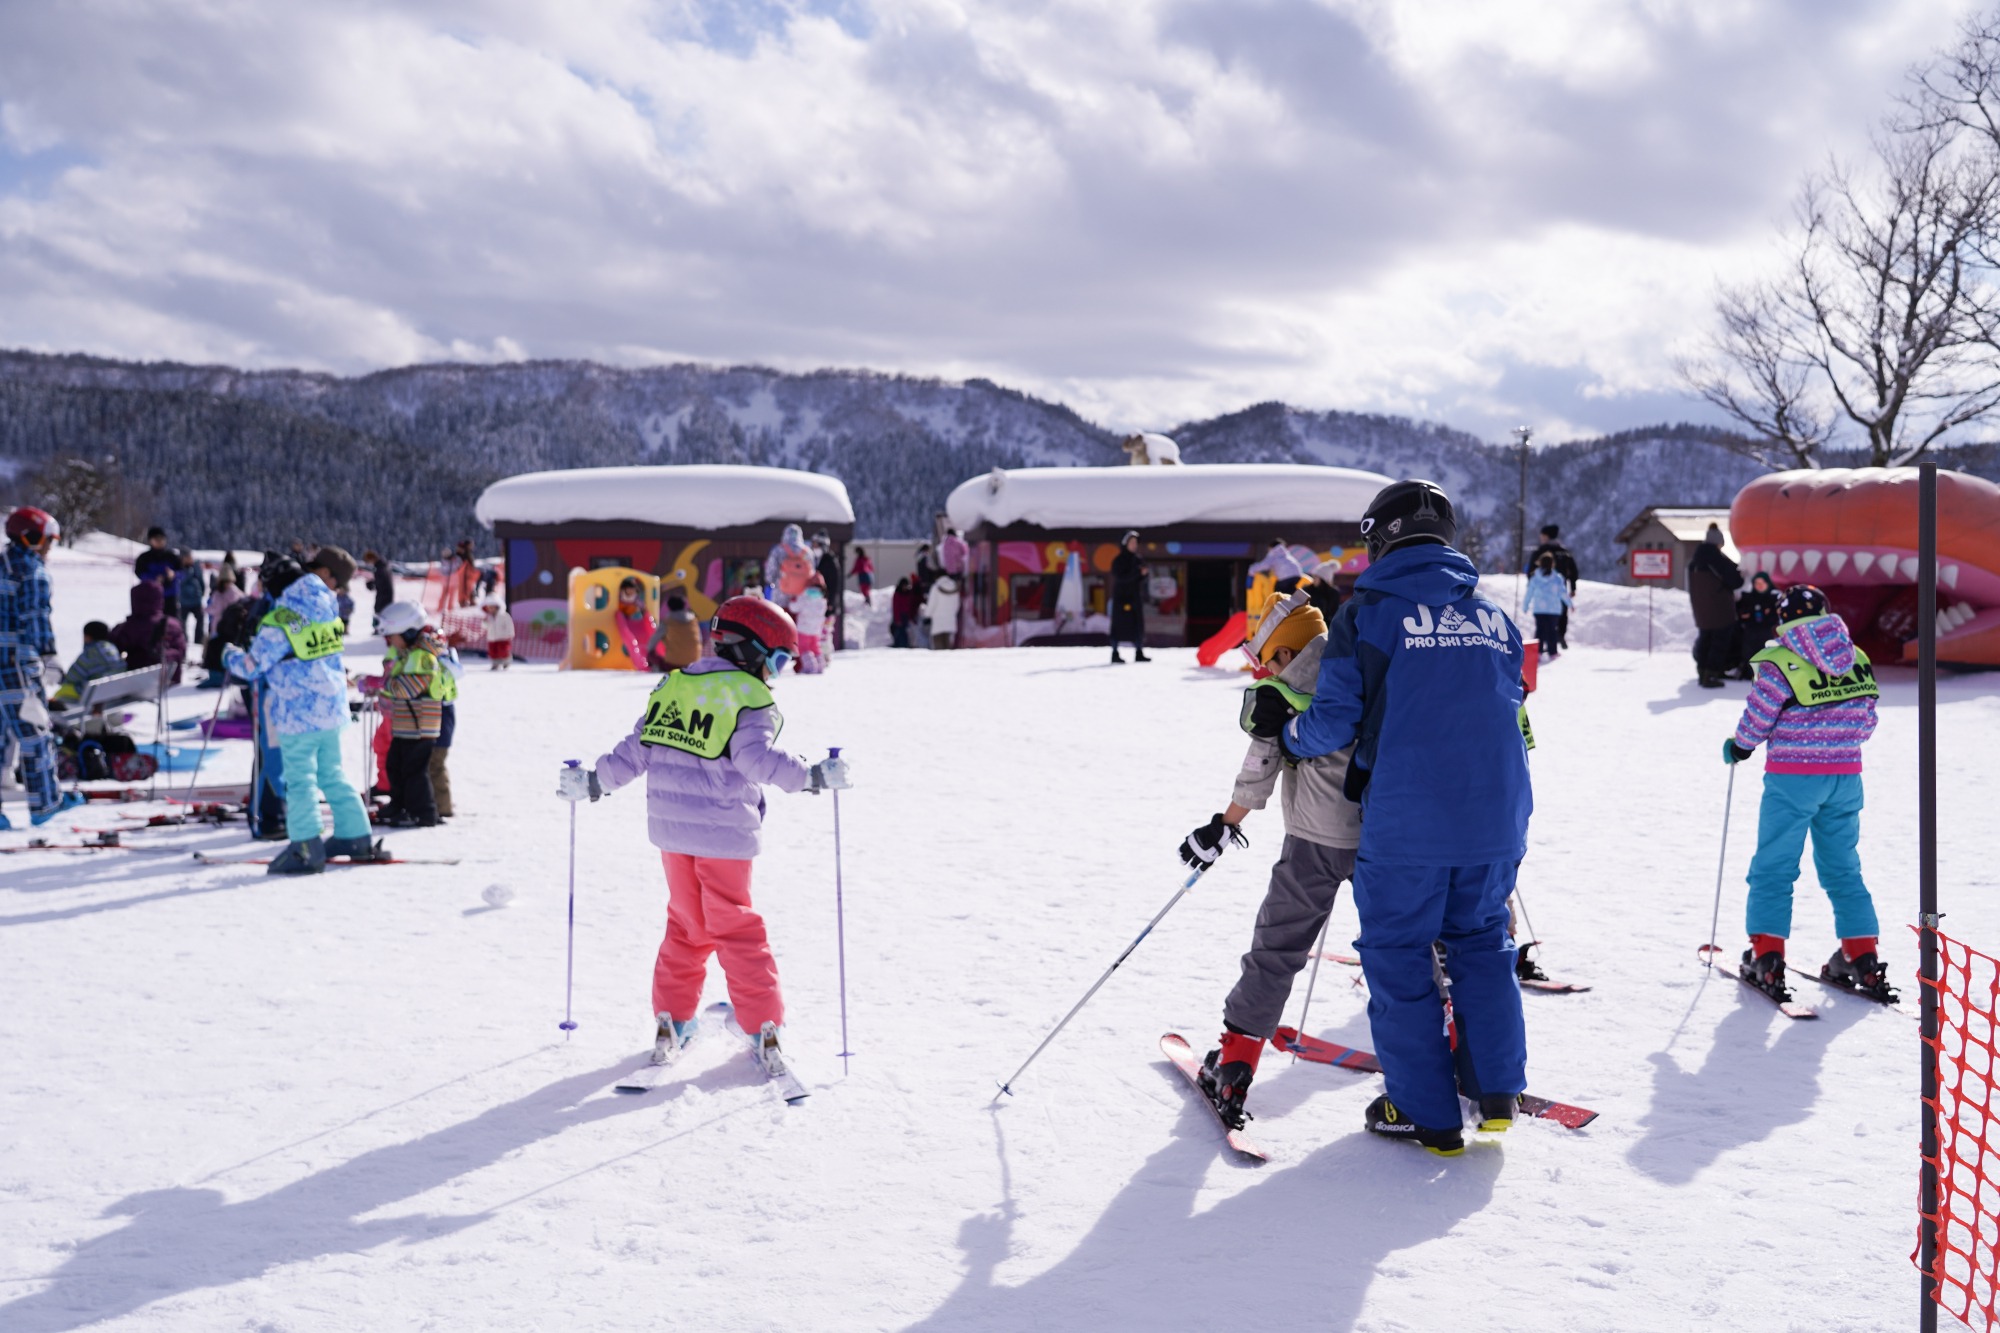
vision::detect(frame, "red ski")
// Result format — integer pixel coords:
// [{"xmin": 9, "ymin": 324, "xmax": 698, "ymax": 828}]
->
[
  {"xmin": 1160, "ymin": 1034, "xmax": 1268, "ymax": 1163},
  {"xmin": 1272, "ymin": 1029, "xmax": 1598, "ymax": 1129}
]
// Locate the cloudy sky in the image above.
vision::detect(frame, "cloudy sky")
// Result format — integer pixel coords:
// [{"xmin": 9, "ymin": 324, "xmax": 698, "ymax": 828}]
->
[{"xmin": 0, "ymin": 0, "xmax": 1983, "ymax": 439}]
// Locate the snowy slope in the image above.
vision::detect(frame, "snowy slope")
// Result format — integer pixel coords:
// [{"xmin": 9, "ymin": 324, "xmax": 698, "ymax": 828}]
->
[{"xmin": 0, "ymin": 568, "xmax": 1990, "ymax": 1331}]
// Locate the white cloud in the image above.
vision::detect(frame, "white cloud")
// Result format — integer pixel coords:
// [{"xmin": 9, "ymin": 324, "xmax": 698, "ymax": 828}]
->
[{"xmin": 0, "ymin": 0, "xmax": 1984, "ymax": 439}]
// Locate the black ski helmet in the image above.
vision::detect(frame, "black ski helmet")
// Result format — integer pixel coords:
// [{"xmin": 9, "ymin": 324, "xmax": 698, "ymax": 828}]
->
[
  {"xmin": 1776, "ymin": 584, "xmax": 1829, "ymax": 624},
  {"xmin": 1360, "ymin": 480, "xmax": 1456, "ymax": 559}
]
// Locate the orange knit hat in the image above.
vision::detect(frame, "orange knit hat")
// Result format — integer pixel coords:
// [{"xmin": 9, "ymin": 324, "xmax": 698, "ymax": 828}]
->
[{"xmin": 1247, "ymin": 587, "xmax": 1327, "ymax": 665}]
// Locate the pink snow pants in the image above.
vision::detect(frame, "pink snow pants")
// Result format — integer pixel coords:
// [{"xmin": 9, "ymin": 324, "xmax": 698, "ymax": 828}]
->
[{"xmin": 653, "ymin": 853, "xmax": 784, "ymax": 1033}]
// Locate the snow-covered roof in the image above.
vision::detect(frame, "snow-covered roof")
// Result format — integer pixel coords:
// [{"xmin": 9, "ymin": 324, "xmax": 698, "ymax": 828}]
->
[
  {"xmin": 945, "ymin": 464, "xmax": 1395, "ymax": 532},
  {"xmin": 475, "ymin": 465, "xmax": 854, "ymax": 531}
]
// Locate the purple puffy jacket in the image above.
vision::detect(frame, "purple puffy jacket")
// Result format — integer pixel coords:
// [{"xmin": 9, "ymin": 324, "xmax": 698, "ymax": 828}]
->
[{"xmin": 594, "ymin": 658, "xmax": 812, "ymax": 859}]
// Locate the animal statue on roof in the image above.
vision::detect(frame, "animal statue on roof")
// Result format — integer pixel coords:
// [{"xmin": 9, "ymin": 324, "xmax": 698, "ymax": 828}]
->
[{"xmin": 1121, "ymin": 433, "xmax": 1183, "ymax": 466}]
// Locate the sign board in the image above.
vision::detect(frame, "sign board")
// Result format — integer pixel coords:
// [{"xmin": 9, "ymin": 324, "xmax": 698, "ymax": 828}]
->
[{"xmin": 1630, "ymin": 549, "xmax": 1674, "ymax": 581}]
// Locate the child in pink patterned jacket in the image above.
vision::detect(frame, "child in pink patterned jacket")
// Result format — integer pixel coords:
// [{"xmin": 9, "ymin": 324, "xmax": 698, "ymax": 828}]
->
[
  {"xmin": 1722, "ymin": 585, "xmax": 1888, "ymax": 1001},
  {"xmin": 557, "ymin": 596, "xmax": 852, "ymax": 1081}
]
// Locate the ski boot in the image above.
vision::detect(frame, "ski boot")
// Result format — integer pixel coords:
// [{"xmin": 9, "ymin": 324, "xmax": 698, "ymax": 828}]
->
[
  {"xmin": 1110, "ymin": 650, "xmax": 1125, "ymax": 664},
  {"xmin": 28, "ymin": 793, "xmax": 86, "ymax": 827},
  {"xmin": 1476, "ymin": 1093, "xmax": 1519, "ymax": 1133},
  {"xmin": 754, "ymin": 1021, "xmax": 790, "ymax": 1078},
  {"xmin": 1824, "ymin": 939, "xmax": 1899, "ymax": 1004},
  {"xmin": 1197, "ymin": 1030, "xmax": 1262, "ymax": 1130},
  {"xmin": 324, "ymin": 834, "xmax": 390, "ymax": 863},
  {"xmin": 651, "ymin": 1013, "xmax": 699, "ymax": 1066},
  {"xmin": 267, "ymin": 836, "xmax": 328, "ymax": 875},
  {"xmin": 1515, "ymin": 942, "xmax": 1550, "ymax": 984},
  {"xmin": 1363, "ymin": 1094, "xmax": 1464, "ymax": 1156},
  {"xmin": 1740, "ymin": 937, "xmax": 1791, "ymax": 1002},
  {"xmin": 1133, "ymin": 650, "xmax": 1152, "ymax": 662}
]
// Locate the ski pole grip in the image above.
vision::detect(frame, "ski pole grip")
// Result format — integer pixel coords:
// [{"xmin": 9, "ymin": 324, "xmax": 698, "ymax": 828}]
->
[
  {"xmin": 828, "ymin": 746, "xmax": 841, "ymax": 759},
  {"xmin": 564, "ymin": 758, "xmax": 580, "ymax": 768}
]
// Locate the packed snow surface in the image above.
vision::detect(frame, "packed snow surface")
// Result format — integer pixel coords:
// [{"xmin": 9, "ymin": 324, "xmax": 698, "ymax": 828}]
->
[
  {"xmin": 474, "ymin": 464, "xmax": 854, "ymax": 530},
  {"xmin": 945, "ymin": 463, "xmax": 1393, "ymax": 531},
  {"xmin": 3, "ymin": 545, "xmax": 1993, "ymax": 1330}
]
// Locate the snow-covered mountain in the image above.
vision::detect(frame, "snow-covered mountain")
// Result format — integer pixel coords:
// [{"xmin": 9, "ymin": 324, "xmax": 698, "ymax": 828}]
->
[{"xmin": 2, "ymin": 349, "xmax": 1992, "ymax": 576}]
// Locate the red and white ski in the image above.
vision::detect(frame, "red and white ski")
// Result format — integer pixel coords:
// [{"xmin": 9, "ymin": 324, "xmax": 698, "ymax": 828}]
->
[
  {"xmin": 1160, "ymin": 1033, "xmax": 1268, "ymax": 1163},
  {"xmin": 1273, "ymin": 1029, "xmax": 1599, "ymax": 1128}
]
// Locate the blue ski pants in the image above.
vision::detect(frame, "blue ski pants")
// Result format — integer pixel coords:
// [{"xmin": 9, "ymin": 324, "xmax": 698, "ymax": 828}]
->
[
  {"xmin": 1352, "ymin": 855, "xmax": 1527, "ymax": 1130},
  {"xmin": 1744, "ymin": 772, "xmax": 1878, "ymax": 941},
  {"xmin": 277, "ymin": 725, "xmax": 372, "ymax": 845},
  {"xmin": 0, "ymin": 650, "xmax": 60, "ymax": 816}
]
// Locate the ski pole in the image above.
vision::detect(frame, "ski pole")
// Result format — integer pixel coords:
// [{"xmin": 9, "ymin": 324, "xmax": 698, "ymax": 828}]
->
[
  {"xmin": 1290, "ymin": 910, "xmax": 1334, "ymax": 1064},
  {"xmin": 1512, "ymin": 885, "xmax": 1540, "ymax": 957},
  {"xmin": 829, "ymin": 746, "xmax": 852, "ymax": 1076},
  {"xmin": 1700, "ymin": 764, "xmax": 1738, "ymax": 968},
  {"xmin": 560, "ymin": 759, "xmax": 581, "ymax": 1038},
  {"xmin": 995, "ymin": 864, "xmax": 1207, "ymax": 1100},
  {"xmin": 183, "ymin": 682, "xmax": 230, "ymax": 802}
]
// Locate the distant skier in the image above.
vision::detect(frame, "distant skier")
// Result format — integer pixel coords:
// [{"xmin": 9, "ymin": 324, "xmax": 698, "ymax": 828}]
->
[
  {"xmin": 1523, "ymin": 553, "xmax": 1572, "ymax": 660},
  {"xmin": 1, "ymin": 507, "xmax": 83, "ymax": 828},
  {"xmin": 558, "ymin": 596, "xmax": 852, "ymax": 1084},
  {"xmin": 1525, "ymin": 524, "xmax": 1579, "ymax": 650},
  {"xmin": 1178, "ymin": 587, "xmax": 1359, "ymax": 1129},
  {"xmin": 1282, "ymin": 479, "xmax": 1532, "ymax": 1156},
  {"xmin": 223, "ymin": 546, "xmax": 381, "ymax": 872},
  {"xmin": 1723, "ymin": 585, "xmax": 1890, "ymax": 1001}
]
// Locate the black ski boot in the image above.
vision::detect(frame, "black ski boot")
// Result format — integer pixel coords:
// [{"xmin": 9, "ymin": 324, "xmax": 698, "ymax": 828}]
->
[
  {"xmin": 1197, "ymin": 1032, "xmax": 1262, "ymax": 1130},
  {"xmin": 267, "ymin": 836, "xmax": 327, "ymax": 876},
  {"xmin": 1740, "ymin": 945, "xmax": 1792, "ymax": 1002},
  {"xmin": 1515, "ymin": 942, "xmax": 1549, "ymax": 984},
  {"xmin": 1476, "ymin": 1093, "xmax": 1519, "ymax": 1133},
  {"xmin": 325, "ymin": 834, "xmax": 389, "ymax": 863},
  {"xmin": 1363, "ymin": 1094, "xmax": 1464, "ymax": 1156},
  {"xmin": 1823, "ymin": 947, "xmax": 1900, "ymax": 1004},
  {"xmin": 1110, "ymin": 650, "xmax": 1125, "ymax": 664},
  {"xmin": 1133, "ymin": 650, "xmax": 1152, "ymax": 662}
]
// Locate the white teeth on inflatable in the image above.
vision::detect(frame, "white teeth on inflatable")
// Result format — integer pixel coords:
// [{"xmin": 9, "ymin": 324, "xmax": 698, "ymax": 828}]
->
[
  {"xmin": 1827, "ymin": 551, "xmax": 1848, "ymax": 576},
  {"xmin": 1854, "ymin": 552, "xmax": 1877, "ymax": 576},
  {"xmin": 1943, "ymin": 564, "xmax": 1960, "ymax": 588},
  {"xmin": 1802, "ymin": 550, "xmax": 1822, "ymax": 574},
  {"xmin": 1900, "ymin": 555, "xmax": 1921, "ymax": 580},
  {"xmin": 1780, "ymin": 550, "xmax": 1799, "ymax": 574}
]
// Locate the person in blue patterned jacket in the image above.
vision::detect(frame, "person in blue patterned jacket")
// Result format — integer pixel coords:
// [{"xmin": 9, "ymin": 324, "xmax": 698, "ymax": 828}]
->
[
  {"xmin": 223, "ymin": 546, "xmax": 381, "ymax": 873},
  {"xmin": 1, "ymin": 507, "xmax": 84, "ymax": 827}
]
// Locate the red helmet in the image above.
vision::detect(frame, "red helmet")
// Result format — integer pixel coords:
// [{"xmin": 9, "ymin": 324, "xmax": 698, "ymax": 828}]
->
[
  {"xmin": 5, "ymin": 507, "xmax": 59, "ymax": 548},
  {"xmin": 711, "ymin": 595, "xmax": 799, "ymax": 668}
]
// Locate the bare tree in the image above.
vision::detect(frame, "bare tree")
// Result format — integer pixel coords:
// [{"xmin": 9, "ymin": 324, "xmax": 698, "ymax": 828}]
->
[{"xmin": 1683, "ymin": 117, "xmax": 2000, "ymax": 469}]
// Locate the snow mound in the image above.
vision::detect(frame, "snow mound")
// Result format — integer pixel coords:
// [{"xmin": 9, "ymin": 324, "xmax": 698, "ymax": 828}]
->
[
  {"xmin": 475, "ymin": 465, "xmax": 854, "ymax": 530},
  {"xmin": 1479, "ymin": 575, "xmax": 1696, "ymax": 654},
  {"xmin": 946, "ymin": 463, "xmax": 1393, "ymax": 531}
]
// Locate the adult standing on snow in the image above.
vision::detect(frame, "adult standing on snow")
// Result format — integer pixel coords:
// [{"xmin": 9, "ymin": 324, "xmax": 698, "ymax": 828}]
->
[
  {"xmin": 1109, "ymin": 531, "xmax": 1150, "ymax": 664},
  {"xmin": 1, "ymin": 507, "xmax": 82, "ymax": 828},
  {"xmin": 362, "ymin": 550, "xmax": 395, "ymax": 631},
  {"xmin": 224, "ymin": 546, "xmax": 382, "ymax": 873},
  {"xmin": 1687, "ymin": 523, "xmax": 1743, "ymax": 689},
  {"xmin": 923, "ymin": 573, "xmax": 961, "ymax": 650},
  {"xmin": 133, "ymin": 526, "xmax": 179, "ymax": 589},
  {"xmin": 1282, "ymin": 479, "xmax": 1532, "ymax": 1156},
  {"xmin": 813, "ymin": 531, "xmax": 845, "ymax": 651},
  {"xmin": 1178, "ymin": 589, "xmax": 1360, "ymax": 1129}
]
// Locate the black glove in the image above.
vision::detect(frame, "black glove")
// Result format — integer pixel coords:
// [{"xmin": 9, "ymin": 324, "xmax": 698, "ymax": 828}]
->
[
  {"xmin": 1179, "ymin": 814, "xmax": 1248, "ymax": 869},
  {"xmin": 1275, "ymin": 723, "xmax": 1302, "ymax": 768},
  {"xmin": 1722, "ymin": 738, "xmax": 1754, "ymax": 766},
  {"xmin": 1247, "ymin": 686, "xmax": 1296, "ymax": 739}
]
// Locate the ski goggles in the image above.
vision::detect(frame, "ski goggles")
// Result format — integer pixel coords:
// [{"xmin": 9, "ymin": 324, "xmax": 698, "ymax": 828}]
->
[{"xmin": 765, "ymin": 649, "xmax": 793, "ymax": 676}]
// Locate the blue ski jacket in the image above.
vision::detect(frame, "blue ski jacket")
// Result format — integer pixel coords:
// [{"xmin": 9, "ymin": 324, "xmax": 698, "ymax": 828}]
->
[
  {"xmin": 222, "ymin": 573, "xmax": 350, "ymax": 736},
  {"xmin": 1285, "ymin": 543, "xmax": 1532, "ymax": 866}
]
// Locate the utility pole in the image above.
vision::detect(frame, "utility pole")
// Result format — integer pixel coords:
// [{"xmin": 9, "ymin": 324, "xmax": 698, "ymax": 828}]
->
[{"xmin": 1512, "ymin": 425, "xmax": 1533, "ymax": 619}]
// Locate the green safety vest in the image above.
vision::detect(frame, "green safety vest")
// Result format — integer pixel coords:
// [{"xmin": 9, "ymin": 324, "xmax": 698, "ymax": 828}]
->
[
  {"xmin": 1750, "ymin": 642, "xmax": 1879, "ymax": 706},
  {"xmin": 388, "ymin": 646, "xmax": 452, "ymax": 702},
  {"xmin": 261, "ymin": 605, "xmax": 344, "ymax": 661},
  {"xmin": 639, "ymin": 669, "xmax": 780, "ymax": 759},
  {"xmin": 1238, "ymin": 677, "xmax": 1314, "ymax": 736},
  {"xmin": 1519, "ymin": 704, "xmax": 1535, "ymax": 752}
]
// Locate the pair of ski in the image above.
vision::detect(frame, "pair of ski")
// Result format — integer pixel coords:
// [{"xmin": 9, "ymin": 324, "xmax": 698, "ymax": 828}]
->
[
  {"xmin": 192, "ymin": 848, "xmax": 461, "ymax": 867},
  {"xmin": 1161, "ymin": 1030, "xmax": 1599, "ymax": 1163},
  {"xmin": 1698, "ymin": 944, "xmax": 1903, "ymax": 1019},
  {"xmin": 614, "ymin": 1001, "xmax": 809, "ymax": 1105},
  {"xmin": 1317, "ymin": 950, "xmax": 1591, "ymax": 996}
]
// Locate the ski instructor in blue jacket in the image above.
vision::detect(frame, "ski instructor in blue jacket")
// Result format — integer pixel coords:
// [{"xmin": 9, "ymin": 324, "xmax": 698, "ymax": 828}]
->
[{"xmin": 1282, "ymin": 479, "xmax": 1532, "ymax": 1156}]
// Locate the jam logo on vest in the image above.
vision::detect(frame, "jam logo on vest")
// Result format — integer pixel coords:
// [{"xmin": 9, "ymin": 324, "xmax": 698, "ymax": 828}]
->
[{"xmin": 649, "ymin": 698, "xmax": 714, "ymax": 743}]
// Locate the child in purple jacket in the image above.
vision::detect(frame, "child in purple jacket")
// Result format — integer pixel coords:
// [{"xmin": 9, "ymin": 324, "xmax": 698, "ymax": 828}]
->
[
  {"xmin": 558, "ymin": 596, "xmax": 852, "ymax": 1083},
  {"xmin": 1723, "ymin": 585, "xmax": 1889, "ymax": 1001}
]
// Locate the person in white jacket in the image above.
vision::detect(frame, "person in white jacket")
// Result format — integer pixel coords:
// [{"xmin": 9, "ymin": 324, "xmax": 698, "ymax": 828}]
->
[{"xmin": 923, "ymin": 575, "xmax": 961, "ymax": 650}]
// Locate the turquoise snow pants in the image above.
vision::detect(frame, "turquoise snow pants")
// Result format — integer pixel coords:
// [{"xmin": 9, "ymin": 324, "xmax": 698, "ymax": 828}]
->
[
  {"xmin": 1744, "ymin": 772, "xmax": 1879, "ymax": 941},
  {"xmin": 278, "ymin": 726, "xmax": 372, "ymax": 845}
]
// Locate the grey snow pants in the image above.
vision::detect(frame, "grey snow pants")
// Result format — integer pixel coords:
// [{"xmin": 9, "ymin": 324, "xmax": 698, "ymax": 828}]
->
[{"xmin": 1223, "ymin": 835, "xmax": 1357, "ymax": 1039}]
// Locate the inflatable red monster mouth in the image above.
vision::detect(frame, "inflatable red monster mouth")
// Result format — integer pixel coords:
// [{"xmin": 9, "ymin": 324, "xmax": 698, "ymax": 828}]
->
[{"xmin": 1729, "ymin": 468, "xmax": 2000, "ymax": 668}]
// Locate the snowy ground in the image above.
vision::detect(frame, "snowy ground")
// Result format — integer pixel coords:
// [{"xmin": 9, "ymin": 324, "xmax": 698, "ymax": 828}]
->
[{"xmin": 3, "ymin": 550, "xmax": 1994, "ymax": 1331}]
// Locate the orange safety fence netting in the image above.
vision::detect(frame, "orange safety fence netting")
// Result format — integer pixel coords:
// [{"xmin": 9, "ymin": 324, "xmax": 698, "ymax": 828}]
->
[{"xmin": 1919, "ymin": 927, "xmax": 2000, "ymax": 1330}]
